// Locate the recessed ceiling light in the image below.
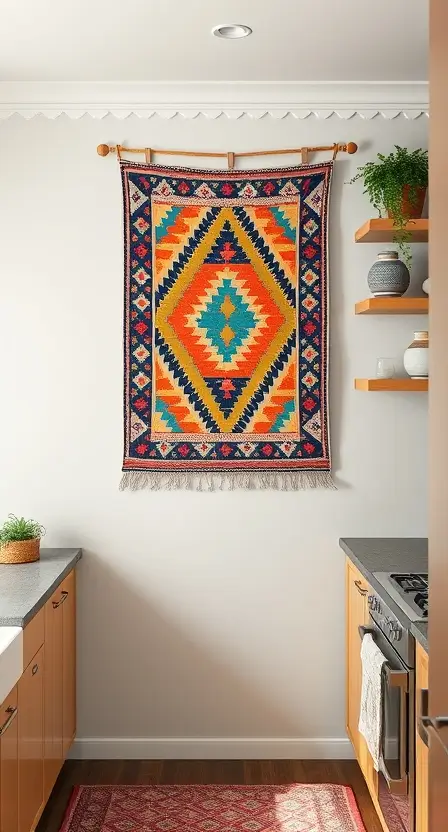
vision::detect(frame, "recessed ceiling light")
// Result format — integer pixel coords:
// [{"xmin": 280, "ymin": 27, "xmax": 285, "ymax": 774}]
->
[{"xmin": 212, "ymin": 24, "xmax": 252, "ymax": 39}]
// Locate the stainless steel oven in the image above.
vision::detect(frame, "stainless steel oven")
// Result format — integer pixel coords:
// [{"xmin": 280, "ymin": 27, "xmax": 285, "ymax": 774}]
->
[{"xmin": 361, "ymin": 593, "xmax": 415, "ymax": 832}]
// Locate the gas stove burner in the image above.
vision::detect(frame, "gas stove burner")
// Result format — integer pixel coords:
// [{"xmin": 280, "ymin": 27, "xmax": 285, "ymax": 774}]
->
[
  {"xmin": 373, "ymin": 571, "xmax": 429, "ymax": 623},
  {"xmin": 390, "ymin": 573, "xmax": 428, "ymax": 594},
  {"xmin": 414, "ymin": 591, "xmax": 428, "ymax": 618}
]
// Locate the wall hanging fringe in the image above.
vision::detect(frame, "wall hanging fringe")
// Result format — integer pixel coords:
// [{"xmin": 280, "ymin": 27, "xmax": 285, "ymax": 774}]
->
[{"xmin": 120, "ymin": 471, "xmax": 337, "ymax": 492}]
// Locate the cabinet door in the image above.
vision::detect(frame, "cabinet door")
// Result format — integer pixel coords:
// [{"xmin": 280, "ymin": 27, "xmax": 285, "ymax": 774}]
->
[
  {"xmin": 0, "ymin": 686, "xmax": 19, "ymax": 832},
  {"xmin": 346, "ymin": 559, "xmax": 370, "ymax": 758},
  {"xmin": 18, "ymin": 645, "xmax": 44, "ymax": 832},
  {"xmin": 345, "ymin": 560, "xmax": 379, "ymax": 793},
  {"xmin": 62, "ymin": 570, "xmax": 76, "ymax": 757},
  {"xmin": 44, "ymin": 586, "xmax": 64, "ymax": 799},
  {"xmin": 416, "ymin": 643, "xmax": 429, "ymax": 832}
]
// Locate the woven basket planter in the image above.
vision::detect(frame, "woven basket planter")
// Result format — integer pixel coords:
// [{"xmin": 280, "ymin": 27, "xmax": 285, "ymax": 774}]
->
[{"xmin": 0, "ymin": 538, "xmax": 40, "ymax": 564}]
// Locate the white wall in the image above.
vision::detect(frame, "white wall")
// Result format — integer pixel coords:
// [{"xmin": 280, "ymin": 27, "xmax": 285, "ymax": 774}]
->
[{"xmin": 0, "ymin": 114, "xmax": 428, "ymax": 758}]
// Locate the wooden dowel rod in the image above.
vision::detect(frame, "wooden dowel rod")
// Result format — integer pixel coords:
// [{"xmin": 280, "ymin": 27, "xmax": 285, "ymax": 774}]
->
[
  {"xmin": 97, "ymin": 145, "xmax": 227, "ymax": 158},
  {"xmin": 234, "ymin": 144, "xmax": 347, "ymax": 158},
  {"xmin": 149, "ymin": 148, "xmax": 228, "ymax": 158},
  {"xmin": 97, "ymin": 141, "xmax": 358, "ymax": 159}
]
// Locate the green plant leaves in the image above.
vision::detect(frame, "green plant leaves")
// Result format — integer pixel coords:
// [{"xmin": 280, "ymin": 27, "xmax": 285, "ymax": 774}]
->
[
  {"xmin": 0, "ymin": 514, "xmax": 45, "ymax": 546},
  {"xmin": 347, "ymin": 146, "xmax": 428, "ymax": 268}
]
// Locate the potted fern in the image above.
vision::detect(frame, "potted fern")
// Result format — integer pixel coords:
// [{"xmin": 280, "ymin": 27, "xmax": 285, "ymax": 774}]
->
[
  {"xmin": 349, "ymin": 145, "xmax": 428, "ymax": 266},
  {"xmin": 0, "ymin": 515, "xmax": 45, "ymax": 564}
]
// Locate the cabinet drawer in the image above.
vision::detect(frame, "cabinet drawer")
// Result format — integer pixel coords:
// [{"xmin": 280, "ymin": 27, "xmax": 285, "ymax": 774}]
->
[
  {"xmin": 0, "ymin": 685, "xmax": 19, "ymax": 832},
  {"xmin": 18, "ymin": 645, "xmax": 44, "ymax": 832},
  {"xmin": 23, "ymin": 607, "xmax": 44, "ymax": 669},
  {"xmin": 347, "ymin": 560, "xmax": 370, "ymax": 597},
  {"xmin": 0, "ymin": 685, "xmax": 18, "ymax": 730}
]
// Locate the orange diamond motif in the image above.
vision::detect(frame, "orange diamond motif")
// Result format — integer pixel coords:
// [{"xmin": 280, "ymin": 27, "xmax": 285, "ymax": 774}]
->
[{"xmin": 155, "ymin": 207, "xmax": 295, "ymax": 431}]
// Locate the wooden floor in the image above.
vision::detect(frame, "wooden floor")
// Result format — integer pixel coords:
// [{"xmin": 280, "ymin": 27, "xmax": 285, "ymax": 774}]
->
[{"xmin": 37, "ymin": 759, "xmax": 383, "ymax": 832}]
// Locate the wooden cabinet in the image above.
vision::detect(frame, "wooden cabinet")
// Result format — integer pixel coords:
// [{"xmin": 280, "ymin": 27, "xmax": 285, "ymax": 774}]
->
[
  {"xmin": 18, "ymin": 646, "xmax": 44, "ymax": 832},
  {"xmin": 346, "ymin": 561, "xmax": 371, "ymax": 770},
  {"xmin": 62, "ymin": 570, "xmax": 76, "ymax": 757},
  {"xmin": 0, "ymin": 686, "xmax": 19, "ymax": 832},
  {"xmin": 44, "ymin": 584, "xmax": 64, "ymax": 798},
  {"xmin": 44, "ymin": 569, "xmax": 77, "ymax": 799},
  {"xmin": 0, "ymin": 566, "xmax": 77, "ymax": 832},
  {"xmin": 415, "ymin": 643, "xmax": 429, "ymax": 832}
]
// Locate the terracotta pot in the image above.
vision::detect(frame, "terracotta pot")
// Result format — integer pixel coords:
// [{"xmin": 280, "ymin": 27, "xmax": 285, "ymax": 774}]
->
[
  {"xmin": 0, "ymin": 538, "xmax": 40, "ymax": 564},
  {"xmin": 387, "ymin": 185, "xmax": 427, "ymax": 220}
]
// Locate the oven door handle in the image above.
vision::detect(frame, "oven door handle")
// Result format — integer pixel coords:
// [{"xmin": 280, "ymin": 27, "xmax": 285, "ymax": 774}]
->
[
  {"xmin": 358, "ymin": 626, "xmax": 409, "ymax": 690},
  {"xmin": 359, "ymin": 625, "xmax": 375, "ymax": 639}
]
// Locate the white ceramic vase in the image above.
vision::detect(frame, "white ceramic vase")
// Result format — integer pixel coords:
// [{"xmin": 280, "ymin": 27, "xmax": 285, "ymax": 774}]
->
[
  {"xmin": 404, "ymin": 331, "xmax": 429, "ymax": 379},
  {"xmin": 422, "ymin": 278, "xmax": 430, "ymax": 295}
]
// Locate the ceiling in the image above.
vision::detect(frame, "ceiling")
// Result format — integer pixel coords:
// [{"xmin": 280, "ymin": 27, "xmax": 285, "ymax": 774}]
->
[{"xmin": 0, "ymin": 0, "xmax": 427, "ymax": 83}]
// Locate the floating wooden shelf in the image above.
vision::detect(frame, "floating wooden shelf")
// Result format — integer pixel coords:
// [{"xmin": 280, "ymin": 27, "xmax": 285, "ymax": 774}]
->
[
  {"xmin": 355, "ymin": 297, "xmax": 429, "ymax": 315},
  {"xmin": 355, "ymin": 219, "xmax": 429, "ymax": 243},
  {"xmin": 355, "ymin": 378, "xmax": 428, "ymax": 392}
]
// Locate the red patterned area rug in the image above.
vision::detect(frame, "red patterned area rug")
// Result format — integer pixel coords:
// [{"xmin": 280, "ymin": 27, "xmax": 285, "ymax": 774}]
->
[{"xmin": 60, "ymin": 784, "xmax": 366, "ymax": 832}]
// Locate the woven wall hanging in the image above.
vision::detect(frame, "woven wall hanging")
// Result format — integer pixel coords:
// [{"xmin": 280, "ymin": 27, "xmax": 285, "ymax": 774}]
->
[{"xmin": 119, "ymin": 159, "xmax": 334, "ymax": 490}]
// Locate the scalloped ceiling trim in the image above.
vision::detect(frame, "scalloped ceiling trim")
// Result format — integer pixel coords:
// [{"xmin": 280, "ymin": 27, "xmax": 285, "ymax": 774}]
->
[
  {"xmin": 0, "ymin": 108, "xmax": 429, "ymax": 120},
  {"xmin": 0, "ymin": 81, "xmax": 429, "ymax": 119}
]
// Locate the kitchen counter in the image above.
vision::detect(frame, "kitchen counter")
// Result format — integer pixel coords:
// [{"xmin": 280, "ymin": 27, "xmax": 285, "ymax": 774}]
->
[
  {"xmin": 340, "ymin": 537, "xmax": 428, "ymax": 653},
  {"xmin": 411, "ymin": 622, "xmax": 428, "ymax": 653},
  {"xmin": 0, "ymin": 548, "xmax": 82, "ymax": 627}
]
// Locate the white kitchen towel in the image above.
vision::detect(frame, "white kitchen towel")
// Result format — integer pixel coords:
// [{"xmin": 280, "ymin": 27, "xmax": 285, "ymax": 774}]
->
[{"xmin": 358, "ymin": 632, "xmax": 387, "ymax": 771}]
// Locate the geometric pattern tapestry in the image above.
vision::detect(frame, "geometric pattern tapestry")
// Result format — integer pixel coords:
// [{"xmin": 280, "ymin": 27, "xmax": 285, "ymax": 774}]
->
[{"xmin": 120, "ymin": 161, "xmax": 334, "ymax": 490}]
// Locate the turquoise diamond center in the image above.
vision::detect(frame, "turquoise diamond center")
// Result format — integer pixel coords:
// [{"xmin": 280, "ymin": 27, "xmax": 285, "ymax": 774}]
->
[{"xmin": 196, "ymin": 278, "xmax": 258, "ymax": 363}]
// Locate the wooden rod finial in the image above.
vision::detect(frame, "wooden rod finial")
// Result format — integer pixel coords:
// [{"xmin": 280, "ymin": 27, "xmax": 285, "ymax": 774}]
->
[
  {"xmin": 97, "ymin": 144, "xmax": 111, "ymax": 157},
  {"xmin": 346, "ymin": 142, "xmax": 358, "ymax": 155}
]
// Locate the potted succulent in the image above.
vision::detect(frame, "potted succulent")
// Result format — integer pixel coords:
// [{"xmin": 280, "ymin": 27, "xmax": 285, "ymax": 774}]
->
[
  {"xmin": 0, "ymin": 515, "xmax": 45, "ymax": 564},
  {"xmin": 348, "ymin": 145, "xmax": 428, "ymax": 267}
]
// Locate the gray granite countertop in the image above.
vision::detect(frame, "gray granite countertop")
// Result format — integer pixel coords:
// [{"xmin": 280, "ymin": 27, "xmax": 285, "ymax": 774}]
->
[
  {"xmin": 411, "ymin": 622, "xmax": 428, "ymax": 653},
  {"xmin": 340, "ymin": 537, "xmax": 428, "ymax": 653},
  {"xmin": 0, "ymin": 548, "xmax": 82, "ymax": 627}
]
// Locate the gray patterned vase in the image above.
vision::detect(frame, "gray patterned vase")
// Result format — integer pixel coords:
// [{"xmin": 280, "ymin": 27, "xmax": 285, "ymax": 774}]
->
[{"xmin": 367, "ymin": 251, "xmax": 410, "ymax": 297}]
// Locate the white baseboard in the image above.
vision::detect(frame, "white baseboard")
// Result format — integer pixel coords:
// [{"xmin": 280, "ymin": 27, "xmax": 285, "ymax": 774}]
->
[{"xmin": 70, "ymin": 737, "xmax": 354, "ymax": 760}]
